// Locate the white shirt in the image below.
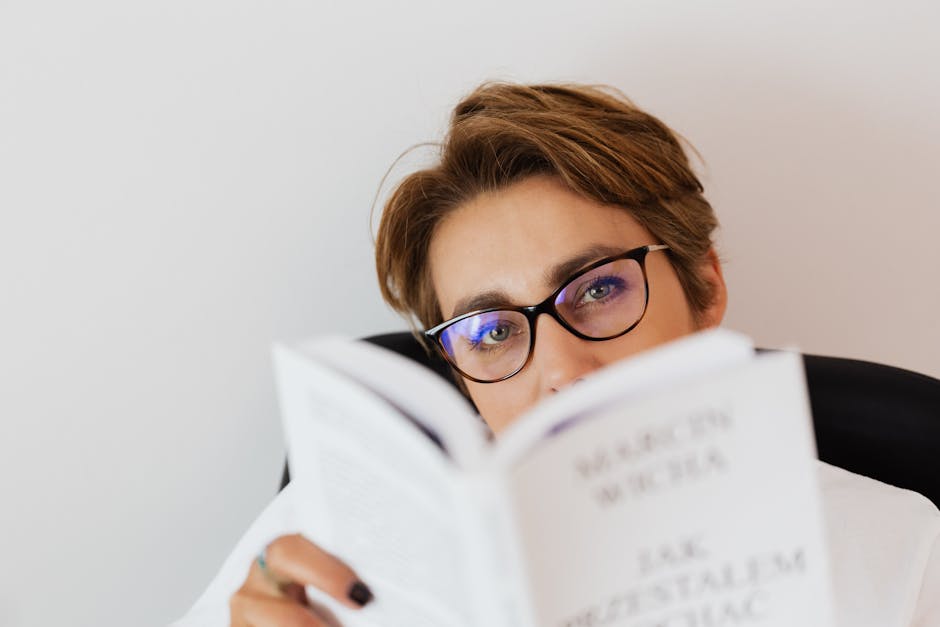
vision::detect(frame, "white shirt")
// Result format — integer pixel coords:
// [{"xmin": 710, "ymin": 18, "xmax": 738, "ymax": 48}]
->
[{"xmin": 172, "ymin": 461, "xmax": 940, "ymax": 627}]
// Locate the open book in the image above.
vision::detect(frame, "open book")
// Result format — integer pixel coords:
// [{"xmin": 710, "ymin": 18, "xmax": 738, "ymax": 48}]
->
[{"xmin": 273, "ymin": 330, "xmax": 835, "ymax": 627}]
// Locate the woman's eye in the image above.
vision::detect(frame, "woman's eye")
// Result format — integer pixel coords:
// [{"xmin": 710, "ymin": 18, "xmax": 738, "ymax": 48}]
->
[
  {"xmin": 578, "ymin": 277, "xmax": 624, "ymax": 304},
  {"xmin": 586, "ymin": 284, "xmax": 612, "ymax": 300},
  {"xmin": 460, "ymin": 313, "xmax": 524, "ymax": 353},
  {"xmin": 482, "ymin": 325, "xmax": 511, "ymax": 344}
]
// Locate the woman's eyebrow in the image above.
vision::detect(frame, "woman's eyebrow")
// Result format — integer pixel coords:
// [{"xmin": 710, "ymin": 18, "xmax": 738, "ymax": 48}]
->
[
  {"xmin": 449, "ymin": 244, "xmax": 626, "ymax": 319},
  {"xmin": 542, "ymin": 244, "xmax": 625, "ymax": 288},
  {"xmin": 451, "ymin": 290, "xmax": 512, "ymax": 318}
]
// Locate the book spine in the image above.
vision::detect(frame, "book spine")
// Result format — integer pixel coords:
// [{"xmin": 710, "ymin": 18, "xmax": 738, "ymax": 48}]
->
[{"xmin": 453, "ymin": 471, "xmax": 536, "ymax": 627}]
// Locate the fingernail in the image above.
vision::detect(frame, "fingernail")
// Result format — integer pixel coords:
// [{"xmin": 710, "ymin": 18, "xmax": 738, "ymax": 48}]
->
[{"xmin": 348, "ymin": 581, "xmax": 373, "ymax": 607}]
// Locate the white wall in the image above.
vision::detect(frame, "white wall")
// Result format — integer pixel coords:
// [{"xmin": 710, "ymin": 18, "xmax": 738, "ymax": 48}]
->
[{"xmin": 1, "ymin": 1, "xmax": 937, "ymax": 625}]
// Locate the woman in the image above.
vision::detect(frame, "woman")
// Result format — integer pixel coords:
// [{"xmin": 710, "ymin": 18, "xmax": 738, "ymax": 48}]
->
[{"xmin": 175, "ymin": 83, "xmax": 940, "ymax": 626}]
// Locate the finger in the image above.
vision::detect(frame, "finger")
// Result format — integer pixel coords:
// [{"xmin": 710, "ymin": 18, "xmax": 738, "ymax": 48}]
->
[
  {"xmin": 231, "ymin": 591, "xmax": 328, "ymax": 627},
  {"xmin": 253, "ymin": 534, "xmax": 373, "ymax": 609},
  {"xmin": 279, "ymin": 582, "xmax": 308, "ymax": 606}
]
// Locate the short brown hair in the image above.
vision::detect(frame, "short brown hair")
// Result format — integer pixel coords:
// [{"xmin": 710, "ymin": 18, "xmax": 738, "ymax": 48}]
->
[{"xmin": 375, "ymin": 82, "xmax": 719, "ymax": 340}]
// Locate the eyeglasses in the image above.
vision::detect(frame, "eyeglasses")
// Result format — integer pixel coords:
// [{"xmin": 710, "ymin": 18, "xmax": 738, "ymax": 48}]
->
[{"xmin": 424, "ymin": 244, "xmax": 670, "ymax": 383}]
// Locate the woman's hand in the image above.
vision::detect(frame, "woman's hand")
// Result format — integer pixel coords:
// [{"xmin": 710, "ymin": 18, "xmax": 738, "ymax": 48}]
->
[{"xmin": 229, "ymin": 533, "xmax": 373, "ymax": 627}]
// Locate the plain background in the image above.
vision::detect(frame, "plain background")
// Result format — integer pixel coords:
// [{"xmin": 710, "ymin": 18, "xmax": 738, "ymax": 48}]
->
[{"xmin": 1, "ymin": 1, "xmax": 938, "ymax": 625}]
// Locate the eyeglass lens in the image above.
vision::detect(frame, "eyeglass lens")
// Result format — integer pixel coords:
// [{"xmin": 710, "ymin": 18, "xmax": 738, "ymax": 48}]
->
[{"xmin": 438, "ymin": 257, "xmax": 648, "ymax": 382}]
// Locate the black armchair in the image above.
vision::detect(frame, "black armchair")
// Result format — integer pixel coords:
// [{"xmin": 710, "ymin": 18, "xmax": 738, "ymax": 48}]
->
[{"xmin": 280, "ymin": 332, "xmax": 940, "ymax": 508}]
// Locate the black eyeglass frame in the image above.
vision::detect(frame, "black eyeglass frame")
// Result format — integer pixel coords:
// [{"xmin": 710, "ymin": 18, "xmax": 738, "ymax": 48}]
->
[{"xmin": 423, "ymin": 244, "xmax": 671, "ymax": 384}]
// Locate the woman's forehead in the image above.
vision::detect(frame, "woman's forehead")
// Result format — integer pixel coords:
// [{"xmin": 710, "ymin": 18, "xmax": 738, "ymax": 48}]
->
[{"xmin": 428, "ymin": 177, "xmax": 653, "ymax": 316}]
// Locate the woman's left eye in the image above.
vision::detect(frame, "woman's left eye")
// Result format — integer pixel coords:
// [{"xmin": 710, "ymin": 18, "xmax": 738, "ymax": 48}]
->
[{"xmin": 578, "ymin": 277, "xmax": 625, "ymax": 304}]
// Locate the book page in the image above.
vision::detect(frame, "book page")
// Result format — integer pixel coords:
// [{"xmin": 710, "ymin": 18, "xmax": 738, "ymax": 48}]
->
[
  {"xmin": 296, "ymin": 336, "xmax": 489, "ymax": 468},
  {"xmin": 274, "ymin": 344, "xmax": 488, "ymax": 627},
  {"xmin": 493, "ymin": 330, "xmax": 755, "ymax": 467},
  {"xmin": 503, "ymin": 351, "xmax": 835, "ymax": 627}
]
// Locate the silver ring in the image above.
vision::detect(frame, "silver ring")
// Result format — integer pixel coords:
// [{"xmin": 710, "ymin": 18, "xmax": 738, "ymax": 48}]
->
[{"xmin": 256, "ymin": 545, "xmax": 288, "ymax": 591}]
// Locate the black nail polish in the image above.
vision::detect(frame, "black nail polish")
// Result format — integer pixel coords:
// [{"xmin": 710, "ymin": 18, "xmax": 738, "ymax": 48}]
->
[{"xmin": 348, "ymin": 581, "xmax": 373, "ymax": 606}]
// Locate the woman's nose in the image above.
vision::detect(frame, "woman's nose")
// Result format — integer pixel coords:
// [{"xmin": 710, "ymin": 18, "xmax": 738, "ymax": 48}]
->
[{"xmin": 530, "ymin": 314, "xmax": 603, "ymax": 395}]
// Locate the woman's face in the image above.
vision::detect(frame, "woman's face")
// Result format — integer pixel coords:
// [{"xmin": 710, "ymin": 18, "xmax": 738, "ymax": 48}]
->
[{"xmin": 428, "ymin": 175, "xmax": 727, "ymax": 434}]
